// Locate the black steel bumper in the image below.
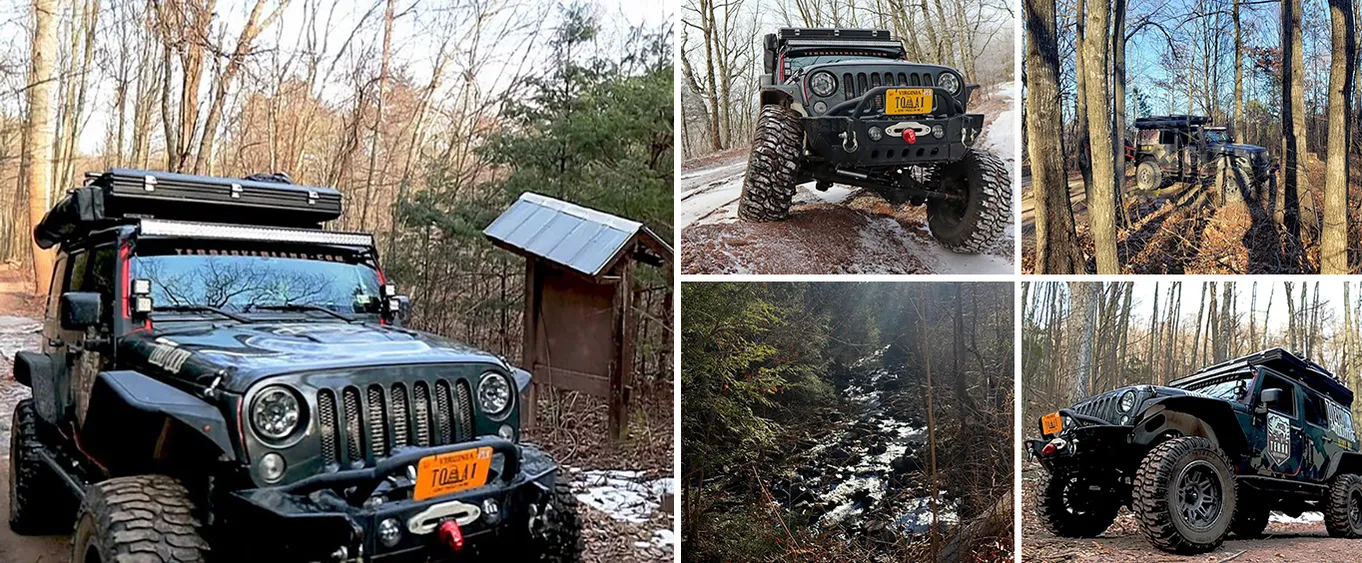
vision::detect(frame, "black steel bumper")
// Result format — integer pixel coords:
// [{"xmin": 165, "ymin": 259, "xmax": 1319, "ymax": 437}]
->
[
  {"xmin": 1026, "ymin": 423, "xmax": 1135, "ymax": 474},
  {"xmin": 802, "ymin": 86, "xmax": 983, "ymax": 167},
  {"xmin": 221, "ymin": 437, "xmax": 560, "ymax": 561}
]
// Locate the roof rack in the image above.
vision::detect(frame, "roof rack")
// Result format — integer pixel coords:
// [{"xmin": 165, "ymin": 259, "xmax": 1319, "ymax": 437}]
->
[
  {"xmin": 35, "ymin": 169, "xmax": 343, "ymax": 249},
  {"xmin": 1133, "ymin": 115, "xmax": 1211, "ymax": 129},
  {"xmin": 1174, "ymin": 347, "xmax": 1353, "ymax": 406}
]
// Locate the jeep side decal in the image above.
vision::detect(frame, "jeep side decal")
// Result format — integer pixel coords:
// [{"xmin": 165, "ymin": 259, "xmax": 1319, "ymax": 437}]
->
[
  {"xmin": 1326, "ymin": 399, "xmax": 1355, "ymax": 437},
  {"xmin": 1267, "ymin": 412, "xmax": 1291, "ymax": 466},
  {"xmin": 148, "ymin": 344, "xmax": 192, "ymax": 373}
]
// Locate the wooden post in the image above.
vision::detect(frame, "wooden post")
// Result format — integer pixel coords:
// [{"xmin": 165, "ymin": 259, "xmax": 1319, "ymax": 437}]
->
[
  {"xmin": 608, "ymin": 259, "xmax": 635, "ymax": 442},
  {"xmin": 521, "ymin": 258, "xmax": 538, "ymax": 430}
]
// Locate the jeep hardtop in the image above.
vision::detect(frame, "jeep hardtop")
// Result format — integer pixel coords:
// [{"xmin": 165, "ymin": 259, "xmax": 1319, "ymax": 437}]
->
[
  {"xmin": 739, "ymin": 27, "xmax": 1010, "ymax": 254},
  {"xmin": 1027, "ymin": 348, "xmax": 1362, "ymax": 553},
  {"xmin": 9, "ymin": 169, "xmax": 582, "ymax": 562}
]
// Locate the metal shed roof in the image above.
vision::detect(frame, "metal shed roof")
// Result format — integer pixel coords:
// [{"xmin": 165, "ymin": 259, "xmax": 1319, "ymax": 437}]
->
[{"xmin": 483, "ymin": 193, "xmax": 671, "ymax": 278}]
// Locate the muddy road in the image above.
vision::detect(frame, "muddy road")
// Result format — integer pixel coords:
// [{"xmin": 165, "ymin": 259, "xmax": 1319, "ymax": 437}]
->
[
  {"xmin": 678, "ymin": 83, "xmax": 1018, "ymax": 275},
  {"xmin": 1021, "ymin": 463, "xmax": 1362, "ymax": 562}
]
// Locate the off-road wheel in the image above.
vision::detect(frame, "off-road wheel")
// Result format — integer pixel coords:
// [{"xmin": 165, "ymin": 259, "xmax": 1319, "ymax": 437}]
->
[
  {"xmin": 71, "ymin": 475, "xmax": 209, "ymax": 563},
  {"xmin": 1035, "ymin": 470, "xmax": 1121, "ymax": 537},
  {"xmin": 9, "ymin": 398, "xmax": 77, "ymax": 534},
  {"xmin": 926, "ymin": 148, "xmax": 1010, "ymax": 253},
  {"xmin": 1219, "ymin": 155, "xmax": 1259, "ymax": 205},
  {"xmin": 1230, "ymin": 499, "xmax": 1270, "ymax": 538},
  {"xmin": 1325, "ymin": 473, "xmax": 1362, "ymax": 538},
  {"xmin": 1133, "ymin": 437, "xmax": 1237, "ymax": 554},
  {"xmin": 513, "ymin": 481, "xmax": 584, "ymax": 562},
  {"xmin": 1136, "ymin": 160, "xmax": 1163, "ymax": 191},
  {"xmin": 738, "ymin": 104, "xmax": 803, "ymax": 222}
]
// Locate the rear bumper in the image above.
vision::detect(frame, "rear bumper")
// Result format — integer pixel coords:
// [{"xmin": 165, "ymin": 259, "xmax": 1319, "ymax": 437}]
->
[
  {"xmin": 801, "ymin": 85, "xmax": 983, "ymax": 167},
  {"xmin": 221, "ymin": 438, "xmax": 559, "ymax": 561}
]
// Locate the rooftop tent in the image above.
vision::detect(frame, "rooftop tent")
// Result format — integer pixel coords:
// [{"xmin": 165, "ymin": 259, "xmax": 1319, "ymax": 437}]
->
[
  {"xmin": 1173, "ymin": 347, "xmax": 1354, "ymax": 406},
  {"xmin": 34, "ymin": 169, "xmax": 343, "ymax": 249},
  {"xmin": 1133, "ymin": 115, "xmax": 1212, "ymax": 129},
  {"xmin": 482, "ymin": 192, "xmax": 672, "ymax": 279}
]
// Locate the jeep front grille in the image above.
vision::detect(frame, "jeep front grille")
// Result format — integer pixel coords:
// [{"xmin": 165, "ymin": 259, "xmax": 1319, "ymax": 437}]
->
[
  {"xmin": 315, "ymin": 378, "xmax": 476, "ymax": 468},
  {"xmin": 1072, "ymin": 392, "xmax": 1122, "ymax": 424},
  {"xmin": 841, "ymin": 71, "xmax": 936, "ymax": 107}
]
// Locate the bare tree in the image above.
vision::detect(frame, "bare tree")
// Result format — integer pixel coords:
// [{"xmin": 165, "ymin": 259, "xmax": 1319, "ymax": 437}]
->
[
  {"xmin": 1027, "ymin": 0, "xmax": 1085, "ymax": 273},
  {"xmin": 1321, "ymin": 0, "xmax": 1354, "ymax": 273},
  {"xmin": 1081, "ymin": 0, "xmax": 1119, "ymax": 273},
  {"xmin": 23, "ymin": 0, "xmax": 59, "ymax": 294}
]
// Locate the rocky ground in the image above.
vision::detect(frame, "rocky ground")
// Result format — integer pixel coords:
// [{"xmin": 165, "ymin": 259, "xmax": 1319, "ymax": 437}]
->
[
  {"xmin": 0, "ymin": 291, "xmax": 673, "ymax": 562},
  {"xmin": 1021, "ymin": 461, "xmax": 1362, "ymax": 562},
  {"xmin": 678, "ymin": 83, "xmax": 1017, "ymax": 275}
]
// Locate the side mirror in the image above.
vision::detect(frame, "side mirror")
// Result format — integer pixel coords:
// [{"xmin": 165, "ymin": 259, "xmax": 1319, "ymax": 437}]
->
[
  {"xmin": 60, "ymin": 292, "xmax": 102, "ymax": 331},
  {"xmin": 1258, "ymin": 388, "xmax": 1282, "ymax": 414},
  {"xmin": 387, "ymin": 295, "xmax": 411, "ymax": 327}
]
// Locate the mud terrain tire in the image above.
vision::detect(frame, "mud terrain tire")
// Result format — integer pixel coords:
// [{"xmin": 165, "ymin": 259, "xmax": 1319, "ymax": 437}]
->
[
  {"xmin": 71, "ymin": 475, "xmax": 209, "ymax": 563},
  {"xmin": 1136, "ymin": 160, "xmax": 1163, "ymax": 191},
  {"xmin": 1035, "ymin": 470, "xmax": 1120, "ymax": 537},
  {"xmin": 927, "ymin": 148, "xmax": 1010, "ymax": 253},
  {"xmin": 1325, "ymin": 473, "xmax": 1362, "ymax": 538},
  {"xmin": 738, "ymin": 105, "xmax": 803, "ymax": 222},
  {"xmin": 513, "ymin": 480, "xmax": 584, "ymax": 562},
  {"xmin": 8, "ymin": 398, "xmax": 77, "ymax": 534},
  {"xmin": 1230, "ymin": 499, "xmax": 1270, "ymax": 538},
  {"xmin": 1133, "ymin": 436, "xmax": 1237, "ymax": 554}
]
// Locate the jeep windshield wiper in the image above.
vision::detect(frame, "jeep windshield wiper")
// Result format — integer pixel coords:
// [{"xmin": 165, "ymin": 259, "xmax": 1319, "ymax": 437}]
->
[
  {"xmin": 153, "ymin": 305, "xmax": 251, "ymax": 323},
  {"xmin": 245, "ymin": 303, "xmax": 357, "ymax": 323}
]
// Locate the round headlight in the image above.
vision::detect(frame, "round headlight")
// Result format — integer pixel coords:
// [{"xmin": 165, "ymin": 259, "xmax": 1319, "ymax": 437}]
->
[
  {"xmin": 938, "ymin": 72, "xmax": 961, "ymax": 95},
  {"xmin": 252, "ymin": 386, "xmax": 302, "ymax": 440},
  {"xmin": 478, "ymin": 372, "xmax": 513, "ymax": 416},
  {"xmin": 809, "ymin": 71, "xmax": 838, "ymax": 97},
  {"xmin": 1119, "ymin": 390, "xmax": 1137, "ymax": 413}
]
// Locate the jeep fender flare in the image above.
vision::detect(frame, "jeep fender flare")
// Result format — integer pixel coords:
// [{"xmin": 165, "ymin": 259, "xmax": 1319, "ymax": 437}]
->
[
  {"xmin": 1131, "ymin": 396, "xmax": 1248, "ymax": 458},
  {"xmin": 13, "ymin": 351, "xmax": 66, "ymax": 425},
  {"xmin": 759, "ymin": 85, "xmax": 800, "ymax": 110},
  {"xmin": 80, "ymin": 370, "xmax": 237, "ymax": 475},
  {"xmin": 1325, "ymin": 451, "xmax": 1362, "ymax": 481}
]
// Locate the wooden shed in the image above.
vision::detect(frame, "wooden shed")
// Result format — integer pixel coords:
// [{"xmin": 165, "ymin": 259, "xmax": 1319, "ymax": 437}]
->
[{"xmin": 483, "ymin": 193, "xmax": 672, "ymax": 440}]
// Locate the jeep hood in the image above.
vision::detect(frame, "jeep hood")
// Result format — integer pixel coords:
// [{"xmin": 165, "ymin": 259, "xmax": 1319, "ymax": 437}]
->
[
  {"xmin": 1209, "ymin": 143, "xmax": 1268, "ymax": 157},
  {"xmin": 118, "ymin": 322, "xmax": 509, "ymax": 393}
]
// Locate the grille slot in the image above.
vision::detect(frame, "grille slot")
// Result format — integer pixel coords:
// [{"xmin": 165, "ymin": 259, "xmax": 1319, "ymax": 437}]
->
[
  {"xmin": 391, "ymin": 384, "xmax": 409, "ymax": 449},
  {"xmin": 436, "ymin": 380, "xmax": 454, "ymax": 444},
  {"xmin": 343, "ymin": 387, "xmax": 363, "ymax": 464},
  {"xmin": 456, "ymin": 380, "xmax": 474, "ymax": 442},
  {"xmin": 317, "ymin": 390, "xmax": 337, "ymax": 464},
  {"xmin": 368, "ymin": 386, "xmax": 387, "ymax": 457},
  {"xmin": 413, "ymin": 383, "xmax": 431, "ymax": 447}
]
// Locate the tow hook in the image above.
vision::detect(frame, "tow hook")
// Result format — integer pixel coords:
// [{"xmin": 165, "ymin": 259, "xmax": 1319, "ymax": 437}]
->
[
  {"xmin": 1039, "ymin": 438, "xmax": 1068, "ymax": 456},
  {"xmin": 840, "ymin": 130, "xmax": 858, "ymax": 153},
  {"xmin": 437, "ymin": 520, "xmax": 465, "ymax": 552}
]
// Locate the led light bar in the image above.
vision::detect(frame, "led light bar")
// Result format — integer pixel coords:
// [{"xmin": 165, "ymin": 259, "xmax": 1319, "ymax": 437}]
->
[{"xmin": 139, "ymin": 219, "xmax": 374, "ymax": 247}]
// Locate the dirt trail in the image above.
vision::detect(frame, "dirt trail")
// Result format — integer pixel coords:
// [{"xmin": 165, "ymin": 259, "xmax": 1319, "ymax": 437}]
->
[
  {"xmin": 678, "ymin": 83, "xmax": 1018, "ymax": 275},
  {"xmin": 1021, "ymin": 463, "xmax": 1362, "ymax": 562}
]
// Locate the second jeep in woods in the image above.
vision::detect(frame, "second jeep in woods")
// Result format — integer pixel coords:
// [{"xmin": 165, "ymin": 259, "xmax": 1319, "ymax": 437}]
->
[
  {"xmin": 1129, "ymin": 115, "xmax": 1274, "ymax": 197},
  {"xmin": 1028, "ymin": 348, "xmax": 1362, "ymax": 554},
  {"xmin": 741, "ymin": 27, "xmax": 1010, "ymax": 254},
  {"xmin": 10, "ymin": 169, "xmax": 581, "ymax": 562}
]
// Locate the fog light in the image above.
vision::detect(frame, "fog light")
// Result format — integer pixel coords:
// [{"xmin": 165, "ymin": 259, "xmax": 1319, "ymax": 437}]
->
[
  {"xmin": 378, "ymin": 518, "xmax": 402, "ymax": 547},
  {"xmin": 482, "ymin": 499, "xmax": 501, "ymax": 523},
  {"xmin": 932, "ymin": 124, "xmax": 945, "ymax": 139},
  {"xmin": 498, "ymin": 424, "xmax": 516, "ymax": 442},
  {"xmin": 813, "ymin": 101, "xmax": 827, "ymax": 114},
  {"xmin": 868, "ymin": 127, "xmax": 883, "ymax": 141},
  {"xmin": 260, "ymin": 452, "xmax": 286, "ymax": 482}
]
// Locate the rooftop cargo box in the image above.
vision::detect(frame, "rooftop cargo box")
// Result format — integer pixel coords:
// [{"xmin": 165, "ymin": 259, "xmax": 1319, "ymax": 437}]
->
[{"xmin": 35, "ymin": 169, "xmax": 342, "ymax": 249}]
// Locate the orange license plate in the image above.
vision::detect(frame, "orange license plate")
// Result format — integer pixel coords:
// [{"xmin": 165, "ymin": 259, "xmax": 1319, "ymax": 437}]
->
[
  {"xmin": 414, "ymin": 446, "xmax": 493, "ymax": 501},
  {"xmin": 1041, "ymin": 412, "xmax": 1063, "ymax": 435},
  {"xmin": 886, "ymin": 88, "xmax": 932, "ymax": 115}
]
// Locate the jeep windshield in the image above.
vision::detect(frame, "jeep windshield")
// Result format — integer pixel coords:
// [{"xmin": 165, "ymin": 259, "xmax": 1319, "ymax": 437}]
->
[
  {"xmin": 785, "ymin": 49, "xmax": 901, "ymax": 76},
  {"xmin": 1174, "ymin": 371, "xmax": 1253, "ymax": 402},
  {"xmin": 1204, "ymin": 130, "xmax": 1229, "ymax": 144},
  {"xmin": 131, "ymin": 241, "xmax": 384, "ymax": 317}
]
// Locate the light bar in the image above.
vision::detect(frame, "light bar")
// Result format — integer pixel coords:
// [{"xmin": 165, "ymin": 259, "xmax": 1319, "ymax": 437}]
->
[{"xmin": 139, "ymin": 219, "xmax": 374, "ymax": 247}]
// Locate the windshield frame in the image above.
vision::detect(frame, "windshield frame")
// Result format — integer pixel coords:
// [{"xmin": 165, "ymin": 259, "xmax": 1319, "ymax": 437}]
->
[
  {"xmin": 130, "ymin": 238, "xmax": 386, "ymax": 322},
  {"xmin": 781, "ymin": 47, "xmax": 903, "ymax": 79},
  {"xmin": 1173, "ymin": 369, "xmax": 1256, "ymax": 403}
]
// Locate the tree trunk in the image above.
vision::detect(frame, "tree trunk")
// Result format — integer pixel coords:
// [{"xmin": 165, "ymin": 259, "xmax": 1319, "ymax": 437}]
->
[
  {"xmin": 1083, "ymin": 0, "xmax": 1119, "ymax": 273},
  {"xmin": 1322, "ymin": 0, "xmax": 1354, "ymax": 273},
  {"xmin": 23, "ymin": 0, "xmax": 57, "ymax": 295},
  {"xmin": 1283, "ymin": 0, "xmax": 1307, "ymax": 237},
  {"xmin": 1111, "ymin": 0, "xmax": 1128, "ymax": 226},
  {"xmin": 1026, "ymin": 0, "xmax": 1085, "ymax": 273},
  {"xmin": 1233, "ymin": 0, "xmax": 1245, "ymax": 144},
  {"xmin": 1074, "ymin": 0, "xmax": 1092, "ymax": 201}
]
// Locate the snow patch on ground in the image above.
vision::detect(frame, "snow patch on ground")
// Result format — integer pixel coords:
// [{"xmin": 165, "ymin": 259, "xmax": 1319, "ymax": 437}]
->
[
  {"xmin": 1270, "ymin": 512, "xmax": 1324, "ymax": 524},
  {"xmin": 568, "ymin": 468, "xmax": 675, "ymax": 525}
]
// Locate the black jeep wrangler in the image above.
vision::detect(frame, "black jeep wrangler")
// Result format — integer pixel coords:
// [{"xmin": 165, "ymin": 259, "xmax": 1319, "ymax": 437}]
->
[
  {"xmin": 740, "ymin": 28, "xmax": 1010, "ymax": 254},
  {"xmin": 1027, "ymin": 348, "xmax": 1362, "ymax": 553},
  {"xmin": 10, "ymin": 169, "xmax": 582, "ymax": 562},
  {"xmin": 1129, "ymin": 115, "xmax": 1273, "ymax": 198}
]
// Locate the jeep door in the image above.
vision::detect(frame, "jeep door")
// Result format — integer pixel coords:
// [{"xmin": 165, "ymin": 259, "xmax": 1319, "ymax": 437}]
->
[
  {"xmin": 38, "ymin": 250, "xmax": 74, "ymax": 422},
  {"xmin": 1301, "ymin": 389, "xmax": 1333, "ymax": 481},
  {"xmin": 1248, "ymin": 368, "xmax": 1306, "ymax": 477}
]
